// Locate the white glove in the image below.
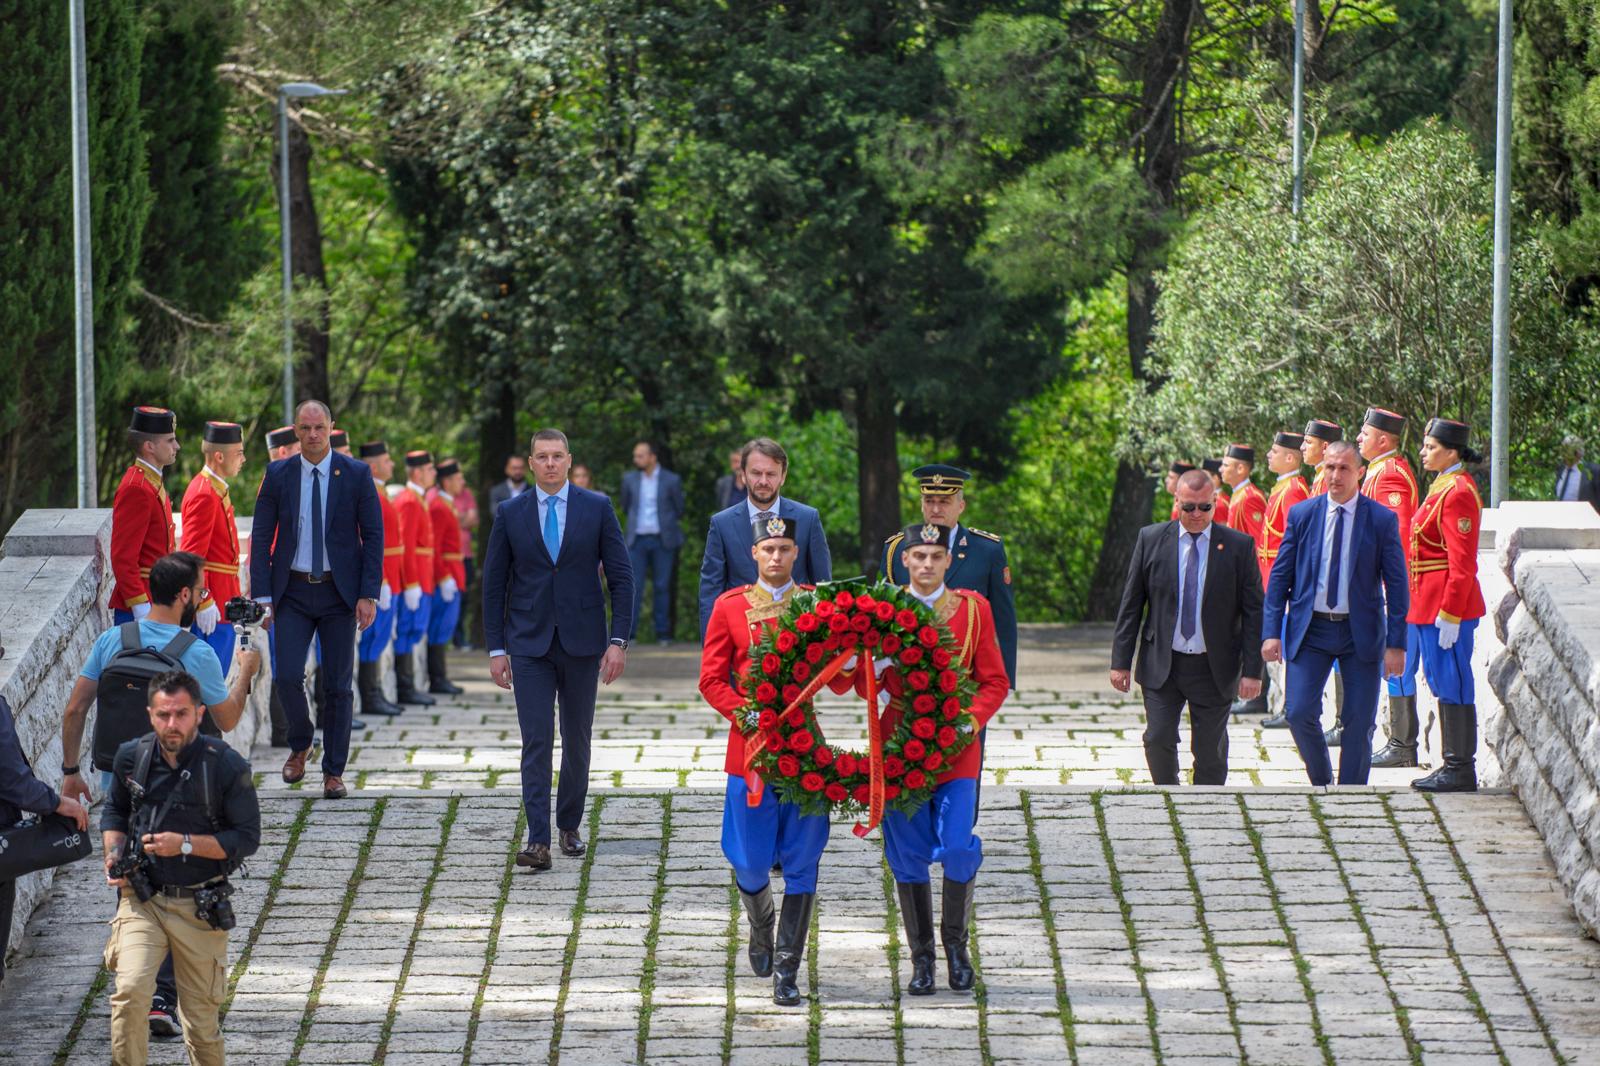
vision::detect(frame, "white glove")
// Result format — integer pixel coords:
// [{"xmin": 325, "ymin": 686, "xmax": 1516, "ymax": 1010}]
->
[
  {"xmin": 439, "ymin": 576, "xmax": 458, "ymax": 603},
  {"xmin": 1436, "ymin": 618, "xmax": 1460, "ymax": 650},
  {"xmin": 131, "ymin": 601, "xmax": 151, "ymax": 620},
  {"xmin": 404, "ymin": 585, "xmax": 422, "ymax": 611},
  {"xmin": 378, "ymin": 582, "xmax": 392, "ymax": 611},
  {"xmin": 195, "ymin": 602, "xmax": 219, "ymax": 636}
]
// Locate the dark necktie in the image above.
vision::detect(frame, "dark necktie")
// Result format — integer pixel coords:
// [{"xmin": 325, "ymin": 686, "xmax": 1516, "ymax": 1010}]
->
[
  {"xmin": 1179, "ymin": 533, "xmax": 1199, "ymax": 641},
  {"xmin": 311, "ymin": 467, "xmax": 325, "ymax": 580},
  {"xmin": 755, "ymin": 509, "xmax": 773, "ymax": 528},
  {"xmin": 1327, "ymin": 504, "xmax": 1345, "ymax": 610},
  {"xmin": 1558, "ymin": 468, "xmax": 1571, "ymax": 499}
]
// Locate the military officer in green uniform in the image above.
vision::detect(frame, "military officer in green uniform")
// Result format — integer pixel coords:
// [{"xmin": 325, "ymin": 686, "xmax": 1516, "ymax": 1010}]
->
[{"xmin": 882, "ymin": 464, "xmax": 1018, "ymax": 688}]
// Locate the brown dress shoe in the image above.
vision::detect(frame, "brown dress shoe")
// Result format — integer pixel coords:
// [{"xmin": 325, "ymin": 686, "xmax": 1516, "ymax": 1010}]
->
[
  {"xmin": 323, "ymin": 776, "xmax": 347, "ymax": 799},
  {"xmin": 559, "ymin": 829, "xmax": 587, "ymax": 857},
  {"xmin": 282, "ymin": 749, "xmax": 310, "ymax": 784},
  {"xmin": 516, "ymin": 844, "xmax": 552, "ymax": 871}
]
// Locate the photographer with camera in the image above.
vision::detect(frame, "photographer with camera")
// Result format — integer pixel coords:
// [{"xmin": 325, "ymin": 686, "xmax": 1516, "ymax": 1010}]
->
[{"xmin": 102, "ymin": 670, "xmax": 259, "ymax": 1066}]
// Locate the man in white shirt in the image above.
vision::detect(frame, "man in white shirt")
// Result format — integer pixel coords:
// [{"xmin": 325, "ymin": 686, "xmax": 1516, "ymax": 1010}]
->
[
  {"xmin": 620, "ymin": 441, "xmax": 686, "ymax": 644},
  {"xmin": 1554, "ymin": 436, "xmax": 1600, "ymax": 511}
]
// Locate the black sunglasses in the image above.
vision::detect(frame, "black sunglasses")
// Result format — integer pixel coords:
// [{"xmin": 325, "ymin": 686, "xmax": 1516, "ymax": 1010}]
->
[{"xmin": 1180, "ymin": 502, "xmax": 1214, "ymax": 513}]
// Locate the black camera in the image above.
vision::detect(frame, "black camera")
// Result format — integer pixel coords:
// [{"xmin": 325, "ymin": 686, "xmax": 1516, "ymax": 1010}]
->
[
  {"xmin": 110, "ymin": 778, "xmax": 157, "ymax": 902},
  {"xmin": 193, "ymin": 882, "xmax": 236, "ymax": 931},
  {"xmin": 224, "ymin": 596, "xmax": 266, "ymax": 627}
]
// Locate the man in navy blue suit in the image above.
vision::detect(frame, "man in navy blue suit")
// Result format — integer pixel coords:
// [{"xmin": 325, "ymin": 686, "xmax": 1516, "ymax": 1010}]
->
[
  {"xmin": 1262, "ymin": 440, "xmax": 1408, "ymax": 786},
  {"xmin": 483, "ymin": 428, "xmax": 635, "ymax": 871},
  {"xmin": 697, "ymin": 438, "xmax": 831, "ymax": 638},
  {"xmin": 250, "ymin": 400, "xmax": 384, "ymax": 799}
]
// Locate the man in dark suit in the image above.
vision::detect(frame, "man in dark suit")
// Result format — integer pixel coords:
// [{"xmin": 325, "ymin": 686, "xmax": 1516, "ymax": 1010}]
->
[
  {"xmin": 487, "ymin": 454, "xmax": 530, "ymax": 517},
  {"xmin": 714, "ymin": 448, "xmax": 747, "ymax": 510},
  {"xmin": 250, "ymin": 400, "xmax": 384, "ymax": 798},
  {"xmin": 483, "ymin": 428, "xmax": 634, "ymax": 871},
  {"xmin": 1263, "ymin": 440, "xmax": 1409, "ymax": 786},
  {"xmin": 1111, "ymin": 469, "xmax": 1264, "ymax": 786},
  {"xmin": 619, "ymin": 441, "xmax": 686, "ymax": 645},
  {"xmin": 697, "ymin": 438, "xmax": 831, "ymax": 637},
  {"xmin": 1554, "ymin": 435, "xmax": 1600, "ymax": 512}
]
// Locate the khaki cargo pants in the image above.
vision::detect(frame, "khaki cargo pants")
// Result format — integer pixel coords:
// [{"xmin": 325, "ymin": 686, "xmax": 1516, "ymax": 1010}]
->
[{"xmin": 105, "ymin": 888, "xmax": 228, "ymax": 1066}]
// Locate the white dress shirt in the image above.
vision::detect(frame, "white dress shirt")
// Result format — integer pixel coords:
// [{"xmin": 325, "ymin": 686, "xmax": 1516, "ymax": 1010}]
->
[
  {"xmin": 1171, "ymin": 525, "xmax": 1210, "ymax": 654},
  {"xmin": 136, "ymin": 458, "xmax": 165, "ymax": 480},
  {"xmin": 637, "ymin": 468, "xmax": 661, "ymax": 534},
  {"xmin": 910, "ymin": 583, "xmax": 947, "ymax": 611},
  {"xmin": 1314, "ymin": 496, "xmax": 1358, "ymax": 613},
  {"xmin": 537, "ymin": 481, "xmax": 569, "ymax": 557},
  {"xmin": 291, "ymin": 451, "xmax": 334, "ymax": 573},
  {"xmin": 756, "ymin": 577, "xmax": 795, "ymax": 601}
]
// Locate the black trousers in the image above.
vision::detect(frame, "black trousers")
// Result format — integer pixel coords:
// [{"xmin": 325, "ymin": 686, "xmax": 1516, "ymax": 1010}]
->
[
  {"xmin": 0, "ymin": 879, "xmax": 11, "ymax": 982},
  {"xmin": 1142, "ymin": 651, "xmax": 1232, "ymax": 786},
  {"xmin": 510, "ymin": 641, "xmax": 602, "ymax": 846}
]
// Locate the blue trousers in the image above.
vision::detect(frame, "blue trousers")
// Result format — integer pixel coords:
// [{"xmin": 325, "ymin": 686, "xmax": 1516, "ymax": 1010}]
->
[
  {"xmin": 272, "ymin": 579, "xmax": 356, "ymax": 776},
  {"xmin": 1383, "ymin": 619, "xmax": 1421, "ymax": 697},
  {"xmin": 428, "ymin": 589, "xmax": 462, "ymax": 645},
  {"xmin": 882, "ymin": 777, "xmax": 983, "ymax": 885},
  {"xmin": 627, "ymin": 534, "xmax": 676, "ymax": 640},
  {"xmin": 1415, "ymin": 618, "xmax": 1477, "ymax": 703},
  {"xmin": 509, "ymin": 643, "xmax": 600, "ymax": 846},
  {"xmin": 1285, "ymin": 616, "xmax": 1384, "ymax": 786},
  {"xmin": 721, "ymin": 775, "xmax": 830, "ymax": 894},
  {"xmin": 358, "ymin": 600, "xmax": 396, "ymax": 663},
  {"xmin": 394, "ymin": 593, "xmax": 431, "ymax": 655}
]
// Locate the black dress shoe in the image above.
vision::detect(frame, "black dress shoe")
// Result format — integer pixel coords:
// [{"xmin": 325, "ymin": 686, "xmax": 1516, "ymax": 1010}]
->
[
  {"xmin": 516, "ymin": 844, "xmax": 552, "ymax": 871},
  {"xmin": 559, "ymin": 829, "xmax": 586, "ymax": 857},
  {"xmin": 1324, "ymin": 725, "xmax": 1343, "ymax": 747},
  {"xmin": 1261, "ymin": 713, "xmax": 1291, "ymax": 729}
]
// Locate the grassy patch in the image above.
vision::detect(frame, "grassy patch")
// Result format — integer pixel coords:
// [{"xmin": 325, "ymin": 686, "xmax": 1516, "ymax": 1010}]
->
[
  {"xmin": 50, "ymin": 964, "xmax": 110, "ymax": 1066},
  {"xmin": 1161, "ymin": 793, "xmax": 1248, "ymax": 1061},
  {"xmin": 223, "ymin": 797, "xmax": 316, "ymax": 1013},
  {"xmin": 634, "ymin": 795, "xmax": 674, "ymax": 1063},
  {"xmin": 1019, "ymin": 791, "xmax": 1079, "ymax": 1065},
  {"xmin": 878, "ymin": 855, "xmax": 907, "ymax": 1066},
  {"xmin": 460, "ymin": 807, "xmax": 527, "ymax": 1066},
  {"xmin": 547, "ymin": 797, "xmax": 605, "ymax": 1066},
  {"xmin": 720, "ymin": 878, "xmax": 739, "ymax": 1066},
  {"xmin": 1091, "ymin": 791, "xmax": 1164, "ymax": 1063}
]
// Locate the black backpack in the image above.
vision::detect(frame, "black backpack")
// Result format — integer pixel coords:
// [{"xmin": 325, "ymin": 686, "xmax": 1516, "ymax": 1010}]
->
[{"xmin": 92, "ymin": 622, "xmax": 200, "ymax": 771}]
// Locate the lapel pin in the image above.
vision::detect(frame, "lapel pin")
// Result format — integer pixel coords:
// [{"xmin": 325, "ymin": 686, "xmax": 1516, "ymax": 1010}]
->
[{"xmin": 334, "ymin": 468, "xmax": 341, "ymax": 477}]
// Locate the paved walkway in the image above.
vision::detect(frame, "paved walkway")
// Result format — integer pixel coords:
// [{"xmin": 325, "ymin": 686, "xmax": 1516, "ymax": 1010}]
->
[{"xmin": 5, "ymin": 629, "xmax": 1600, "ymax": 1065}]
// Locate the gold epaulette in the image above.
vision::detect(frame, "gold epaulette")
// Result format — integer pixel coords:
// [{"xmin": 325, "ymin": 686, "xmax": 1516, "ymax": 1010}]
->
[{"xmin": 968, "ymin": 527, "xmax": 1001, "ymax": 542}]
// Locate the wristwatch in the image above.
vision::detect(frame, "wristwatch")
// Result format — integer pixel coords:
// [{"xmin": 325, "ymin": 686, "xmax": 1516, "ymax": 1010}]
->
[
  {"xmin": 180, "ymin": 833, "xmax": 193, "ymax": 857},
  {"xmin": 609, "ymin": 638, "xmax": 629, "ymax": 650}
]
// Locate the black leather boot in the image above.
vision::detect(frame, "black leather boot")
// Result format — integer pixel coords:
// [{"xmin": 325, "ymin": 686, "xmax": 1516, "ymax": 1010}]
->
[
  {"xmin": 359, "ymin": 660, "xmax": 403, "ymax": 717},
  {"xmin": 1412, "ymin": 702, "xmax": 1478, "ymax": 793},
  {"xmin": 941, "ymin": 877, "xmax": 976, "ymax": 992},
  {"xmin": 896, "ymin": 882, "xmax": 936, "ymax": 996},
  {"xmin": 1371, "ymin": 695, "xmax": 1419, "ymax": 768},
  {"xmin": 772, "ymin": 892, "xmax": 815, "ymax": 1006},
  {"xmin": 739, "ymin": 885, "xmax": 775, "ymax": 978},
  {"xmin": 395, "ymin": 653, "xmax": 435, "ymax": 707},
  {"xmin": 427, "ymin": 643, "xmax": 464, "ymax": 695}
]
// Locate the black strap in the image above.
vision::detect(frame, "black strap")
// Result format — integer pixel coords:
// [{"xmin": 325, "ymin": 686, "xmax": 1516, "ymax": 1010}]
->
[
  {"xmin": 160, "ymin": 629, "xmax": 198, "ymax": 659},
  {"xmin": 120, "ymin": 621, "xmax": 142, "ymax": 653},
  {"xmin": 131, "ymin": 734, "xmax": 222, "ymax": 832}
]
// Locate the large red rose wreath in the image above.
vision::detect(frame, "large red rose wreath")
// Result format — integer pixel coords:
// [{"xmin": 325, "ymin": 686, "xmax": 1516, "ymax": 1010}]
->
[{"xmin": 738, "ymin": 581, "xmax": 979, "ymax": 837}]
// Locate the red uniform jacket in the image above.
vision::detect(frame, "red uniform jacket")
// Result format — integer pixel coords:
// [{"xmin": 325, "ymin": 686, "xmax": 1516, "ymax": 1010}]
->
[
  {"xmin": 394, "ymin": 484, "xmax": 436, "ymax": 594},
  {"xmin": 1309, "ymin": 464, "xmax": 1328, "ymax": 497},
  {"xmin": 179, "ymin": 470, "xmax": 240, "ymax": 612},
  {"xmin": 110, "ymin": 463, "xmax": 176, "ymax": 611},
  {"xmin": 1256, "ymin": 473, "xmax": 1308, "ymax": 591},
  {"xmin": 1407, "ymin": 468, "xmax": 1485, "ymax": 625},
  {"xmin": 1362, "ymin": 452, "xmax": 1420, "ymax": 563},
  {"xmin": 861, "ymin": 588, "xmax": 1009, "ymax": 785},
  {"xmin": 1228, "ymin": 480, "xmax": 1267, "ymax": 542},
  {"xmin": 428, "ymin": 489, "xmax": 468, "ymax": 588},
  {"xmin": 1211, "ymin": 491, "xmax": 1230, "ymax": 527},
  {"xmin": 376, "ymin": 480, "xmax": 404, "ymax": 592}
]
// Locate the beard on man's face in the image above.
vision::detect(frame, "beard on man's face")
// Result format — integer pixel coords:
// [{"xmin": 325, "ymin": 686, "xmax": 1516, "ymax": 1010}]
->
[{"xmin": 180, "ymin": 598, "xmax": 198, "ymax": 629}]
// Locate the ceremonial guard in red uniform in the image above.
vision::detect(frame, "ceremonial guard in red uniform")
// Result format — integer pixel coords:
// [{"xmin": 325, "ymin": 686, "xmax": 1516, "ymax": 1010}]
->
[
  {"xmin": 1302, "ymin": 419, "xmax": 1342, "ymax": 497},
  {"xmin": 426, "ymin": 459, "xmax": 468, "ymax": 695},
  {"xmin": 1222, "ymin": 444, "xmax": 1268, "ymax": 712},
  {"xmin": 111, "ymin": 407, "xmax": 180, "ymax": 622},
  {"xmin": 1166, "ymin": 461, "xmax": 1196, "ymax": 521},
  {"xmin": 1401, "ymin": 419, "xmax": 1487, "ymax": 790},
  {"xmin": 180, "ymin": 422, "xmax": 246, "ymax": 671},
  {"xmin": 699, "ymin": 517, "xmax": 848, "ymax": 1006},
  {"xmin": 869, "ymin": 522, "xmax": 1008, "ymax": 996},
  {"xmin": 1257, "ymin": 433, "xmax": 1309, "ymax": 728},
  {"xmin": 356, "ymin": 441, "xmax": 404, "ymax": 717},
  {"xmin": 1201, "ymin": 458, "xmax": 1231, "ymax": 526},
  {"xmin": 1358, "ymin": 407, "xmax": 1423, "ymax": 761},
  {"xmin": 393, "ymin": 451, "xmax": 438, "ymax": 706}
]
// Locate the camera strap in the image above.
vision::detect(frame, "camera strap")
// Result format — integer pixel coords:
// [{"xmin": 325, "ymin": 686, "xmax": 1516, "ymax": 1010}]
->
[{"xmin": 129, "ymin": 734, "xmax": 223, "ymax": 833}]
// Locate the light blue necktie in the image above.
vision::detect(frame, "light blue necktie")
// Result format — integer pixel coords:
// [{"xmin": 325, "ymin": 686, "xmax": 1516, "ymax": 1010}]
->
[{"xmin": 543, "ymin": 495, "xmax": 561, "ymax": 558}]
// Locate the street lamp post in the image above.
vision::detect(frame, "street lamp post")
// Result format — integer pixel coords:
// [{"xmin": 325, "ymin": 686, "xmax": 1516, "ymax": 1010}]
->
[
  {"xmin": 1490, "ymin": 0, "xmax": 1512, "ymax": 506},
  {"xmin": 69, "ymin": 0, "xmax": 96, "ymax": 507},
  {"xmin": 278, "ymin": 82, "xmax": 346, "ymax": 426}
]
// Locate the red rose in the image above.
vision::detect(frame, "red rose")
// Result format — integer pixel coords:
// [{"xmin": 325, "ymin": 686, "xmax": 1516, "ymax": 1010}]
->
[
  {"xmin": 855, "ymin": 594, "xmax": 876, "ymax": 612},
  {"xmin": 795, "ymin": 613, "xmax": 819, "ymax": 633},
  {"xmin": 862, "ymin": 629, "xmax": 881, "ymax": 648},
  {"xmin": 801, "ymin": 772, "xmax": 825, "ymax": 792},
  {"xmin": 758, "ymin": 709, "xmax": 777, "ymax": 730},
  {"xmin": 875, "ymin": 601, "xmax": 896, "ymax": 621},
  {"xmin": 776, "ymin": 630, "xmax": 798, "ymax": 652},
  {"xmin": 908, "ymin": 670, "xmax": 931, "ymax": 692},
  {"xmin": 840, "ymin": 633, "xmax": 860, "ymax": 649},
  {"xmin": 938, "ymin": 670, "xmax": 959, "ymax": 693},
  {"xmin": 836, "ymin": 753, "xmax": 858, "ymax": 776},
  {"xmin": 923, "ymin": 752, "xmax": 943, "ymax": 771},
  {"xmin": 943, "ymin": 697, "xmax": 961, "ymax": 717},
  {"xmin": 932, "ymin": 648, "xmax": 952, "ymax": 668},
  {"xmin": 852, "ymin": 784, "xmax": 872, "ymax": 804},
  {"xmin": 918, "ymin": 625, "xmax": 940, "ymax": 649},
  {"xmin": 782, "ymin": 684, "xmax": 802, "ymax": 704},
  {"xmin": 792, "ymin": 661, "xmax": 812, "ymax": 683},
  {"xmin": 755, "ymin": 682, "xmax": 778, "ymax": 703},
  {"xmin": 804, "ymin": 643, "xmax": 826, "ymax": 664},
  {"xmin": 850, "ymin": 614, "xmax": 872, "ymax": 633},
  {"xmin": 899, "ymin": 647, "xmax": 924, "ymax": 666},
  {"xmin": 883, "ymin": 756, "xmax": 905, "ymax": 777},
  {"xmin": 815, "ymin": 600, "xmax": 836, "ymax": 617},
  {"xmin": 835, "ymin": 591, "xmax": 855, "ymax": 610},
  {"xmin": 777, "ymin": 754, "xmax": 800, "ymax": 777},
  {"xmin": 762, "ymin": 653, "xmax": 782, "ymax": 674},
  {"xmin": 764, "ymin": 729, "xmax": 783, "ymax": 748},
  {"xmin": 782, "ymin": 706, "xmax": 806, "ymax": 728},
  {"xmin": 896, "ymin": 609, "xmax": 919, "ymax": 630},
  {"xmin": 885, "ymin": 784, "xmax": 901, "ymax": 800},
  {"xmin": 827, "ymin": 613, "xmax": 851, "ymax": 633},
  {"xmin": 904, "ymin": 769, "xmax": 927, "ymax": 790},
  {"xmin": 938, "ymin": 726, "xmax": 958, "ymax": 748},
  {"xmin": 881, "ymin": 635, "xmax": 903, "ymax": 655},
  {"xmin": 912, "ymin": 694, "xmax": 937, "ymax": 715},
  {"xmin": 813, "ymin": 746, "xmax": 834, "ymax": 767},
  {"xmin": 824, "ymin": 635, "xmax": 841, "ymax": 651},
  {"xmin": 911, "ymin": 717, "xmax": 937, "ymax": 739},
  {"xmin": 825, "ymin": 783, "xmax": 848, "ymax": 802},
  {"xmin": 788, "ymin": 730, "xmax": 815, "ymax": 753},
  {"xmin": 904, "ymin": 739, "xmax": 927, "ymax": 761}
]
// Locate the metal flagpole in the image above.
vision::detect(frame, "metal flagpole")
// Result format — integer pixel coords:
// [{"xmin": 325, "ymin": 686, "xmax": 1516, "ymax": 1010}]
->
[
  {"xmin": 279, "ymin": 91, "xmax": 295, "ymax": 427},
  {"xmin": 1490, "ymin": 0, "xmax": 1512, "ymax": 505},
  {"xmin": 69, "ymin": 0, "xmax": 97, "ymax": 507},
  {"xmin": 1292, "ymin": 0, "xmax": 1305, "ymax": 219}
]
